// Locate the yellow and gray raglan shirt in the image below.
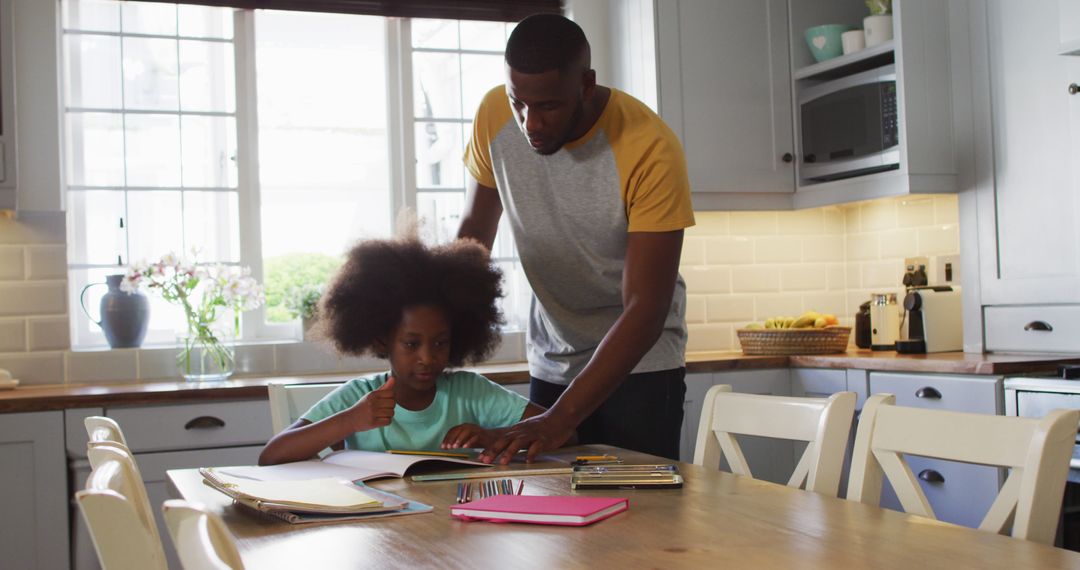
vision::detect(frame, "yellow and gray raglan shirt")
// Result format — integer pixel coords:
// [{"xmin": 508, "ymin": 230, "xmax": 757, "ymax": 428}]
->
[{"xmin": 463, "ymin": 86, "xmax": 695, "ymax": 385}]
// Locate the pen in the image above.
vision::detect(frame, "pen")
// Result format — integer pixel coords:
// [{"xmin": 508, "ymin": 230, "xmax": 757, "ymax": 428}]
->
[
  {"xmin": 517, "ymin": 480, "xmax": 524, "ymax": 495},
  {"xmin": 388, "ymin": 449, "xmax": 471, "ymax": 459}
]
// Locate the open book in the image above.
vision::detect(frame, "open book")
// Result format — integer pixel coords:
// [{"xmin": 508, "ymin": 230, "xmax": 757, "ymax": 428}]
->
[{"xmin": 210, "ymin": 449, "xmax": 493, "ymax": 483}]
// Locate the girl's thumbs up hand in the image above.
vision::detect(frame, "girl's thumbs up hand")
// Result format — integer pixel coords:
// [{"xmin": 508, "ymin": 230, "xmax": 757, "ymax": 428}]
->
[{"xmin": 348, "ymin": 376, "xmax": 397, "ymax": 431}]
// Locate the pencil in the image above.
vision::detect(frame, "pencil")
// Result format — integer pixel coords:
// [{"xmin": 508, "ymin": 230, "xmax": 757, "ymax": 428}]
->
[
  {"xmin": 388, "ymin": 449, "xmax": 471, "ymax": 459},
  {"xmin": 517, "ymin": 480, "xmax": 524, "ymax": 495}
]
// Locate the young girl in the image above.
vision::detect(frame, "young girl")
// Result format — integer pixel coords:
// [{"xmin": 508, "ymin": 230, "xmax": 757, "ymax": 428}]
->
[{"xmin": 258, "ymin": 235, "xmax": 546, "ymax": 466}]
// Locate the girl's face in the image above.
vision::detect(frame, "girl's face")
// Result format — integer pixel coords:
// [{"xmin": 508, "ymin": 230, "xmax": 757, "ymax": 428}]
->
[{"xmin": 386, "ymin": 304, "xmax": 451, "ymax": 393}]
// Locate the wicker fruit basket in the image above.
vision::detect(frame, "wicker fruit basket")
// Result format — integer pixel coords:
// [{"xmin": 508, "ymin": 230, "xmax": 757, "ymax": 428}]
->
[{"xmin": 736, "ymin": 326, "xmax": 852, "ymax": 356}]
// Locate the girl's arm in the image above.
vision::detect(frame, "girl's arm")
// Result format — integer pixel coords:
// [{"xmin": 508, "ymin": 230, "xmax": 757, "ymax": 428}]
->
[
  {"xmin": 259, "ymin": 378, "xmax": 397, "ymax": 465},
  {"xmin": 442, "ymin": 402, "xmax": 578, "ymax": 449}
]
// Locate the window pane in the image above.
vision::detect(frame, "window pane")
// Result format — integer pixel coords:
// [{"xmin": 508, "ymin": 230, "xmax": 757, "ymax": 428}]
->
[
  {"xmin": 413, "ymin": 52, "xmax": 462, "ymax": 119},
  {"xmin": 411, "ymin": 19, "xmax": 458, "ymax": 49},
  {"xmin": 184, "ymin": 191, "xmax": 239, "ymax": 263},
  {"xmin": 127, "ymin": 190, "xmax": 182, "ymax": 263},
  {"xmin": 415, "ymin": 122, "xmax": 464, "ymax": 188},
  {"xmin": 122, "ymin": 37, "xmax": 179, "ymax": 111},
  {"xmin": 125, "ymin": 114, "xmax": 181, "ymax": 186},
  {"xmin": 67, "ymin": 190, "xmax": 126, "ymax": 265},
  {"xmin": 70, "ymin": 267, "xmax": 188, "ymax": 345},
  {"xmin": 496, "ymin": 260, "xmax": 529, "ymax": 331},
  {"xmin": 66, "ymin": 112, "xmax": 125, "ymax": 186},
  {"xmin": 181, "ymin": 115, "xmax": 237, "ymax": 188},
  {"xmin": 179, "ymin": 40, "xmax": 235, "ymax": 112},
  {"xmin": 491, "ymin": 215, "xmax": 519, "ymax": 259},
  {"xmin": 64, "ymin": 34, "xmax": 123, "ymax": 108},
  {"xmin": 178, "ymin": 5, "xmax": 233, "ymax": 39},
  {"xmin": 62, "ymin": 0, "xmax": 121, "ymax": 33},
  {"xmin": 121, "ymin": 1, "xmax": 177, "ymax": 36},
  {"xmin": 461, "ymin": 54, "xmax": 504, "ymax": 119},
  {"xmin": 416, "ymin": 191, "xmax": 464, "ymax": 245},
  {"xmin": 460, "ymin": 21, "xmax": 508, "ymax": 51}
]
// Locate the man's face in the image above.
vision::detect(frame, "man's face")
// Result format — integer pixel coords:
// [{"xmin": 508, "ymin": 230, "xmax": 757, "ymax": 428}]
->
[{"xmin": 505, "ymin": 66, "xmax": 584, "ymax": 156}]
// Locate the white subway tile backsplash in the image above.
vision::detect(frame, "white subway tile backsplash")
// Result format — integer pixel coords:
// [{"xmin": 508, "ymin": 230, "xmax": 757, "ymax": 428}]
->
[
  {"xmin": 781, "ymin": 266, "xmax": 828, "ymax": 291},
  {"xmin": 28, "ymin": 316, "xmax": 70, "ymax": 351},
  {"xmin": 0, "ymin": 319, "xmax": 26, "ymax": 352},
  {"xmin": 918, "ymin": 224, "xmax": 960, "ymax": 255},
  {"xmin": 0, "ymin": 351, "xmax": 65, "ymax": 386},
  {"xmin": 802, "ymin": 292, "xmax": 847, "ymax": 318},
  {"xmin": 67, "ymin": 349, "xmax": 138, "ymax": 383},
  {"xmin": 731, "ymin": 266, "xmax": 780, "ymax": 293},
  {"xmin": 897, "ymin": 198, "xmax": 935, "ymax": 228},
  {"xmin": 0, "ymin": 281, "xmax": 67, "ymax": 316},
  {"xmin": 859, "ymin": 200, "xmax": 897, "ymax": 231},
  {"xmin": 934, "ymin": 195, "xmax": 959, "ymax": 225},
  {"xmin": 235, "ymin": 344, "xmax": 277, "ymax": 375},
  {"xmin": 704, "ymin": 237, "xmax": 754, "ymax": 265},
  {"xmin": 275, "ymin": 342, "xmax": 340, "ymax": 375},
  {"xmin": 754, "ymin": 295, "xmax": 804, "ymax": 321},
  {"xmin": 337, "ymin": 353, "xmax": 385, "ymax": 374},
  {"xmin": 778, "ymin": 209, "xmax": 824, "ymax": 235},
  {"xmin": 26, "ymin": 246, "xmax": 67, "ymax": 280},
  {"xmin": 688, "ymin": 212, "xmax": 729, "ymax": 236},
  {"xmin": 827, "ymin": 264, "xmax": 847, "ymax": 291},
  {"xmin": 705, "ymin": 294, "xmax": 755, "ymax": 323},
  {"xmin": 862, "ymin": 260, "xmax": 905, "ymax": 288},
  {"xmin": 802, "ymin": 235, "xmax": 844, "ymax": 262},
  {"xmin": 0, "ymin": 247, "xmax": 25, "ymax": 280},
  {"xmin": 729, "ymin": 212, "xmax": 778, "ymax": 235},
  {"xmin": 686, "ymin": 295, "xmax": 707, "ymax": 324},
  {"xmin": 842, "ymin": 205, "xmax": 861, "ymax": 233},
  {"xmin": 0, "ymin": 212, "xmax": 66, "ymax": 245},
  {"xmin": 878, "ymin": 228, "xmax": 918, "ymax": 259},
  {"xmin": 680, "ymin": 237, "xmax": 705, "ymax": 265},
  {"xmin": 823, "ymin": 207, "xmax": 845, "ymax": 234},
  {"xmin": 682, "ymin": 266, "xmax": 731, "ymax": 294},
  {"xmin": 137, "ymin": 346, "xmax": 182, "ymax": 380},
  {"xmin": 687, "ymin": 323, "xmax": 734, "ymax": 352},
  {"xmin": 845, "ymin": 234, "xmax": 879, "ymax": 261},
  {"xmin": 755, "ymin": 236, "xmax": 803, "ymax": 263}
]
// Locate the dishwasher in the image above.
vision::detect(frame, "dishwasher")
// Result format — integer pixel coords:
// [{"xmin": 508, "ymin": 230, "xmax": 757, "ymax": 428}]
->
[{"xmin": 1005, "ymin": 366, "xmax": 1080, "ymax": 551}]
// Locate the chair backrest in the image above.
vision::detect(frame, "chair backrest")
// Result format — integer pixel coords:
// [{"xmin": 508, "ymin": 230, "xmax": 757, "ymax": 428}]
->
[
  {"xmin": 162, "ymin": 500, "xmax": 246, "ymax": 570},
  {"xmin": 693, "ymin": 384, "xmax": 857, "ymax": 497},
  {"xmin": 76, "ymin": 445, "xmax": 168, "ymax": 570},
  {"xmin": 267, "ymin": 382, "xmax": 343, "ymax": 433},
  {"xmin": 85, "ymin": 415, "xmax": 129, "ymax": 449},
  {"xmin": 847, "ymin": 394, "xmax": 1080, "ymax": 544}
]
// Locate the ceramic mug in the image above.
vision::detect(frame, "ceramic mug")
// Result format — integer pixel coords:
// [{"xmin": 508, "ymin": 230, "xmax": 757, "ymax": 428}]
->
[
  {"xmin": 842, "ymin": 30, "xmax": 865, "ymax": 55},
  {"xmin": 864, "ymin": 14, "xmax": 893, "ymax": 47}
]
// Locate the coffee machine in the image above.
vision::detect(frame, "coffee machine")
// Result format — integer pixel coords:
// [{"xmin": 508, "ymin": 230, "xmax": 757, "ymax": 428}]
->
[{"xmin": 895, "ymin": 287, "xmax": 962, "ymax": 353}]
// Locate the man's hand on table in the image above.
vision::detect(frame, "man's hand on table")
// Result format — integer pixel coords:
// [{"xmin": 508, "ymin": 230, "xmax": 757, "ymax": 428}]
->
[{"xmin": 478, "ymin": 411, "xmax": 577, "ymax": 464}]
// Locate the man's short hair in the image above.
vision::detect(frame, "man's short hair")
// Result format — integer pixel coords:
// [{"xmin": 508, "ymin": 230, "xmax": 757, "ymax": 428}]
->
[{"xmin": 505, "ymin": 13, "xmax": 589, "ymax": 74}]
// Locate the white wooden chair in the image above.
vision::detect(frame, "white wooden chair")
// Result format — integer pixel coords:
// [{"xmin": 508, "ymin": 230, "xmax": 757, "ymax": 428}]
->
[
  {"xmin": 85, "ymin": 415, "xmax": 129, "ymax": 450},
  {"xmin": 76, "ymin": 444, "xmax": 168, "ymax": 570},
  {"xmin": 267, "ymin": 382, "xmax": 343, "ymax": 433},
  {"xmin": 693, "ymin": 384, "xmax": 857, "ymax": 497},
  {"xmin": 847, "ymin": 394, "xmax": 1079, "ymax": 544},
  {"xmin": 162, "ymin": 500, "xmax": 245, "ymax": 570}
]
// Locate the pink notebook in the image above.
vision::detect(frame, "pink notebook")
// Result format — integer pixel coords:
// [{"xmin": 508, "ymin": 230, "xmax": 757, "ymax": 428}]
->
[{"xmin": 449, "ymin": 495, "xmax": 628, "ymax": 526}]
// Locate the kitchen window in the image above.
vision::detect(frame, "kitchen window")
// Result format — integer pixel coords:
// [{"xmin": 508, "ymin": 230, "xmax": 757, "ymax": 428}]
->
[{"xmin": 63, "ymin": 1, "xmax": 530, "ymax": 349}]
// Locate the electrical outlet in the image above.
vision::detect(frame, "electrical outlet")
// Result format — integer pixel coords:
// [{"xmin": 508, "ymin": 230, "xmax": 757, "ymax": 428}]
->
[
  {"xmin": 932, "ymin": 254, "xmax": 961, "ymax": 286},
  {"xmin": 903, "ymin": 256, "xmax": 929, "ymax": 271}
]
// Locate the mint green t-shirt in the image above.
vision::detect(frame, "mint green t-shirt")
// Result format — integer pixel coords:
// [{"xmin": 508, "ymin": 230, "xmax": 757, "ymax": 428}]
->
[{"xmin": 300, "ymin": 370, "xmax": 529, "ymax": 452}]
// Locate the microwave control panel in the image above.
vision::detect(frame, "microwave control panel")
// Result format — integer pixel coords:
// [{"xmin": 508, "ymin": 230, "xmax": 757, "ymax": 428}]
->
[{"xmin": 881, "ymin": 83, "xmax": 898, "ymax": 149}]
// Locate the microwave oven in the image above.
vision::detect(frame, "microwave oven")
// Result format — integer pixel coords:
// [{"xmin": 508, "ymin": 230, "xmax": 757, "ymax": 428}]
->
[{"xmin": 798, "ymin": 64, "xmax": 899, "ymax": 182}]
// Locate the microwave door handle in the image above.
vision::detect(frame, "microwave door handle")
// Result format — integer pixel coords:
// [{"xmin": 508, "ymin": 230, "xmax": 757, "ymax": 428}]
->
[{"xmin": 798, "ymin": 64, "xmax": 897, "ymax": 105}]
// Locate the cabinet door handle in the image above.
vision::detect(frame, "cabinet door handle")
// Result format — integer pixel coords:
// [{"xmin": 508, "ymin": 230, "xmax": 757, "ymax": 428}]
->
[
  {"xmin": 184, "ymin": 416, "xmax": 226, "ymax": 430},
  {"xmin": 1023, "ymin": 320, "xmax": 1053, "ymax": 332},
  {"xmin": 915, "ymin": 386, "xmax": 942, "ymax": 400},
  {"xmin": 918, "ymin": 469, "xmax": 945, "ymax": 484},
  {"xmin": 782, "ymin": 152, "xmax": 794, "ymax": 163},
  {"xmin": 1069, "ymin": 83, "xmax": 1079, "ymax": 95}
]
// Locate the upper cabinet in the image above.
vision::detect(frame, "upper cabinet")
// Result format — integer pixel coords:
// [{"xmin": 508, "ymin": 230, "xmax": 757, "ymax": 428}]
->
[
  {"xmin": 656, "ymin": 0, "xmax": 795, "ymax": 211},
  {"xmin": 970, "ymin": 0, "xmax": 1080, "ymax": 344},
  {"xmin": 653, "ymin": 0, "xmax": 957, "ymax": 210},
  {"xmin": 0, "ymin": 0, "xmax": 16, "ymax": 210},
  {"xmin": 1061, "ymin": 0, "xmax": 1080, "ymax": 55}
]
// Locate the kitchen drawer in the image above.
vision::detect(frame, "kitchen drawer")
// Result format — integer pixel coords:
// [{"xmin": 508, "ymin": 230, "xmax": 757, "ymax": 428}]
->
[
  {"xmin": 879, "ymin": 455, "xmax": 1001, "ymax": 529},
  {"xmin": 105, "ymin": 399, "xmax": 273, "ymax": 453},
  {"xmin": 868, "ymin": 372, "xmax": 1002, "ymax": 415},
  {"xmin": 985, "ymin": 304, "xmax": 1080, "ymax": 353},
  {"xmin": 790, "ymin": 368, "xmax": 847, "ymax": 398}
]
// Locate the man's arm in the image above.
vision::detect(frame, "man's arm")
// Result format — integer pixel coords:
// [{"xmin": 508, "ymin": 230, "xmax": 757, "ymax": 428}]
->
[
  {"xmin": 480, "ymin": 229, "xmax": 685, "ymax": 463},
  {"xmin": 458, "ymin": 175, "xmax": 503, "ymax": 250}
]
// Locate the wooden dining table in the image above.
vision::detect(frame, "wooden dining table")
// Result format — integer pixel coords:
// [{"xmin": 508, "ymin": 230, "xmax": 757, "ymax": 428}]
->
[{"xmin": 167, "ymin": 445, "xmax": 1080, "ymax": 569}]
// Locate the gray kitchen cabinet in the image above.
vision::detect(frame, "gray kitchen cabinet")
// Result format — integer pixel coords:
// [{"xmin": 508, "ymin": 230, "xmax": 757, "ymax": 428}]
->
[
  {"xmin": 67, "ymin": 401, "xmax": 274, "ymax": 570},
  {"xmin": 1062, "ymin": 0, "xmax": 1080, "ymax": 55},
  {"xmin": 790, "ymin": 368, "xmax": 861, "ymax": 497},
  {"xmin": 682, "ymin": 369, "xmax": 794, "ymax": 485},
  {"xmin": 0, "ymin": 411, "xmax": 69, "ymax": 570},
  {"xmin": 868, "ymin": 371, "xmax": 1004, "ymax": 529},
  {"xmin": 970, "ymin": 0, "xmax": 1080, "ymax": 327},
  {"xmin": 655, "ymin": 0, "xmax": 796, "ymax": 210}
]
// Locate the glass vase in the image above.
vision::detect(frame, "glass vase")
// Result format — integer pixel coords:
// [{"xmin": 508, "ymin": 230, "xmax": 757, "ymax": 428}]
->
[{"xmin": 177, "ymin": 329, "xmax": 234, "ymax": 382}]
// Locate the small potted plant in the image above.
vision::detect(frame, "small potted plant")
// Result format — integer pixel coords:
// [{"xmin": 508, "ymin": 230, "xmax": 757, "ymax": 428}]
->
[
  {"xmin": 864, "ymin": 0, "xmax": 893, "ymax": 47},
  {"xmin": 285, "ymin": 284, "xmax": 323, "ymax": 341}
]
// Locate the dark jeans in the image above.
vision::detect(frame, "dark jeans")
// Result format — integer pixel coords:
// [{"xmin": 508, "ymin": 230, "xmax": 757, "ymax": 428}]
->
[{"xmin": 530, "ymin": 367, "xmax": 686, "ymax": 461}]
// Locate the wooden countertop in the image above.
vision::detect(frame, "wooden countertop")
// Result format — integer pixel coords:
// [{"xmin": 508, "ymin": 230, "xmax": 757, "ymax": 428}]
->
[{"xmin": 3, "ymin": 350, "xmax": 1079, "ymax": 413}]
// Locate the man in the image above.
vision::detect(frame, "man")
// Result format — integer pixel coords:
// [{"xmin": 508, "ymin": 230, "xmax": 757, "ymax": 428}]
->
[{"xmin": 458, "ymin": 14, "xmax": 694, "ymax": 463}]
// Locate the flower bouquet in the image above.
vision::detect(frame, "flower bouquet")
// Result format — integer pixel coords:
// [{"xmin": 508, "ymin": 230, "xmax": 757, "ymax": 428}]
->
[{"xmin": 122, "ymin": 253, "xmax": 265, "ymax": 381}]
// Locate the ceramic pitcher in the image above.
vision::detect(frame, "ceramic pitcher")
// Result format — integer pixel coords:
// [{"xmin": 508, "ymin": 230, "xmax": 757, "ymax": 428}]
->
[{"xmin": 80, "ymin": 274, "xmax": 150, "ymax": 348}]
